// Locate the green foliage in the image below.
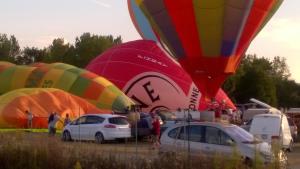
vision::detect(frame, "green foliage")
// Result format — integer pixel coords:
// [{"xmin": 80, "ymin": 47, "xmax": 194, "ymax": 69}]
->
[
  {"xmin": 74, "ymin": 33, "xmax": 122, "ymax": 67},
  {"xmin": 224, "ymin": 54, "xmax": 300, "ymax": 108},
  {"xmin": 0, "ymin": 132, "xmax": 286, "ymax": 169},
  {"xmin": 0, "ymin": 33, "xmax": 122, "ymax": 68},
  {"xmin": 0, "ymin": 33, "xmax": 20, "ymax": 62},
  {"xmin": 14, "ymin": 47, "xmax": 46, "ymax": 65}
]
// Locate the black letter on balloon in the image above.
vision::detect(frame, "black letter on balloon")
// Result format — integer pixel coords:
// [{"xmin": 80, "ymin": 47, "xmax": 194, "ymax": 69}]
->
[{"xmin": 143, "ymin": 81, "xmax": 160, "ymax": 102}]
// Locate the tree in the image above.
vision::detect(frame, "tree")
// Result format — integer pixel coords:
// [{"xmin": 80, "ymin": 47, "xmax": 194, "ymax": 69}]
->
[
  {"xmin": 74, "ymin": 33, "xmax": 122, "ymax": 67},
  {"xmin": 235, "ymin": 67, "xmax": 277, "ymax": 106},
  {"xmin": 223, "ymin": 54, "xmax": 300, "ymax": 108},
  {"xmin": 0, "ymin": 34, "xmax": 20, "ymax": 62},
  {"xmin": 14, "ymin": 47, "xmax": 46, "ymax": 65},
  {"xmin": 46, "ymin": 38, "xmax": 71, "ymax": 63}
]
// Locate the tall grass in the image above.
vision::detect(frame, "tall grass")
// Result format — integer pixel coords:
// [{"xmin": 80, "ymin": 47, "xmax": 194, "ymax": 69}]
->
[{"xmin": 0, "ymin": 132, "xmax": 287, "ymax": 169}]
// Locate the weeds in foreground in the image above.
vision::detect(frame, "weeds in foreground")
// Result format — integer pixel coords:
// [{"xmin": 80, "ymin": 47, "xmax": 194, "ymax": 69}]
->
[{"xmin": 0, "ymin": 133, "xmax": 287, "ymax": 169}]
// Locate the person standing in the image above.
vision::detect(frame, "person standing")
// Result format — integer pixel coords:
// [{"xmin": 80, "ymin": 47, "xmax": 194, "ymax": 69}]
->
[
  {"xmin": 151, "ymin": 115, "xmax": 161, "ymax": 149},
  {"xmin": 63, "ymin": 113, "xmax": 71, "ymax": 126},
  {"xmin": 48, "ymin": 112, "xmax": 60, "ymax": 136},
  {"xmin": 26, "ymin": 110, "xmax": 34, "ymax": 129}
]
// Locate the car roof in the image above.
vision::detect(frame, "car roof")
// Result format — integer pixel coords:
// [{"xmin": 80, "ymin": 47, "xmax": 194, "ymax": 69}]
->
[
  {"xmin": 166, "ymin": 121, "xmax": 235, "ymax": 128},
  {"xmin": 81, "ymin": 114, "xmax": 124, "ymax": 118},
  {"xmin": 253, "ymin": 113, "xmax": 282, "ymax": 118}
]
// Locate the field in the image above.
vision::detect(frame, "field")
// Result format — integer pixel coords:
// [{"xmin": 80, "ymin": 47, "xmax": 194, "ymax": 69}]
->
[{"xmin": 0, "ymin": 131, "xmax": 297, "ymax": 169}]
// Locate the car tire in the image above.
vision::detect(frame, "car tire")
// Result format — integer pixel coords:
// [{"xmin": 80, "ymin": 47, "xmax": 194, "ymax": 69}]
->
[
  {"xmin": 244, "ymin": 157, "xmax": 253, "ymax": 167},
  {"xmin": 95, "ymin": 132, "xmax": 104, "ymax": 144},
  {"xmin": 62, "ymin": 131, "xmax": 72, "ymax": 142}
]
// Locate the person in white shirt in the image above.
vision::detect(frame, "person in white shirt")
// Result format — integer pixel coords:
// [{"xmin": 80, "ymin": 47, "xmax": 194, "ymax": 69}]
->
[
  {"xmin": 48, "ymin": 112, "xmax": 61, "ymax": 136},
  {"xmin": 26, "ymin": 110, "xmax": 34, "ymax": 129}
]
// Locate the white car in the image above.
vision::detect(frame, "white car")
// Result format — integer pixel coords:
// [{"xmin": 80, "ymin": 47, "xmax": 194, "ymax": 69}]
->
[
  {"xmin": 249, "ymin": 114, "xmax": 293, "ymax": 151},
  {"xmin": 62, "ymin": 114, "xmax": 131, "ymax": 143},
  {"xmin": 160, "ymin": 122, "xmax": 280, "ymax": 164}
]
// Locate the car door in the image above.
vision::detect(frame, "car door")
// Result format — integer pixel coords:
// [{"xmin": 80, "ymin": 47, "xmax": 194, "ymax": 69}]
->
[
  {"xmin": 69, "ymin": 116, "xmax": 87, "ymax": 140},
  {"xmin": 85, "ymin": 116, "xmax": 105, "ymax": 140},
  {"xmin": 161, "ymin": 126, "xmax": 181, "ymax": 152},
  {"xmin": 203, "ymin": 126, "xmax": 235, "ymax": 157},
  {"xmin": 173, "ymin": 125, "xmax": 204, "ymax": 155}
]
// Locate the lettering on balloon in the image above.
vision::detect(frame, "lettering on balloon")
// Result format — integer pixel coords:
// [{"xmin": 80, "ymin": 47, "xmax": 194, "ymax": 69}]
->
[
  {"xmin": 189, "ymin": 87, "xmax": 200, "ymax": 110},
  {"xmin": 137, "ymin": 55, "xmax": 168, "ymax": 67},
  {"xmin": 124, "ymin": 73, "xmax": 190, "ymax": 113}
]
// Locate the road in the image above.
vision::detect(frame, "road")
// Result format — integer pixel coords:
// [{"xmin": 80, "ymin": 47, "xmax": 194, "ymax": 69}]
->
[{"xmin": 287, "ymin": 142, "xmax": 300, "ymax": 169}]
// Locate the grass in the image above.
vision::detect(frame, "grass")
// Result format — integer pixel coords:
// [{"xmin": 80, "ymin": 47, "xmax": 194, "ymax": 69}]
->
[
  {"xmin": 0, "ymin": 132, "xmax": 287, "ymax": 169},
  {"xmin": 0, "ymin": 128, "xmax": 62, "ymax": 134}
]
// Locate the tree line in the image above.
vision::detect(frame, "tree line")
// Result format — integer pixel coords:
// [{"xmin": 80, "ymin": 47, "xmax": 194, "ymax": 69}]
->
[
  {"xmin": 0, "ymin": 33, "xmax": 122, "ymax": 68},
  {"xmin": 223, "ymin": 54, "xmax": 300, "ymax": 109},
  {"xmin": 1, "ymin": 33, "xmax": 299, "ymax": 108}
]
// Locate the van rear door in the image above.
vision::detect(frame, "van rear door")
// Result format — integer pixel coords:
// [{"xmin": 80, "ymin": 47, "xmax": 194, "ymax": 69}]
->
[{"xmin": 249, "ymin": 116, "xmax": 281, "ymax": 143}]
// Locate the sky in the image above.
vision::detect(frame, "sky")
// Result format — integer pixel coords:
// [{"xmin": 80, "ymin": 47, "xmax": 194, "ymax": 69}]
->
[{"xmin": 0, "ymin": 0, "xmax": 299, "ymax": 82}]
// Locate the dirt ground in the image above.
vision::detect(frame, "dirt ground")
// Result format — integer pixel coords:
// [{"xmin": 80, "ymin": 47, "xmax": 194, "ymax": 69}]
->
[{"xmin": 287, "ymin": 142, "xmax": 300, "ymax": 169}]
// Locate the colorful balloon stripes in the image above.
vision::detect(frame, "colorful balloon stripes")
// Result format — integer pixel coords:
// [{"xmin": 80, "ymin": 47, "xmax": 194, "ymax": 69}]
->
[
  {"xmin": 128, "ymin": 0, "xmax": 284, "ymax": 97},
  {"xmin": 0, "ymin": 62, "xmax": 134, "ymax": 112}
]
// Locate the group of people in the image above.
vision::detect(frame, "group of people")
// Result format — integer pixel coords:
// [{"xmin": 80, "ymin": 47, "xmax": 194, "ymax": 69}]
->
[
  {"xmin": 25, "ymin": 109, "xmax": 71, "ymax": 136},
  {"xmin": 48, "ymin": 112, "xmax": 71, "ymax": 136}
]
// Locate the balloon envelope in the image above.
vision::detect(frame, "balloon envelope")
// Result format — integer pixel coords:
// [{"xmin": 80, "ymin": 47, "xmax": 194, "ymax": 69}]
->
[
  {"xmin": 0, "ymin": 62, "xmax": 133, "ymax": 112},
  {"xmin": 0, "ymin": 88, "xmax": 109, "ymax": 128},
  {"xmin": 86, "ymin": 40, "xmax": 235, "ymax": 112},
  {"xmin": 128, "ymin": 0, "xmax": 283, "ymax": 97}
]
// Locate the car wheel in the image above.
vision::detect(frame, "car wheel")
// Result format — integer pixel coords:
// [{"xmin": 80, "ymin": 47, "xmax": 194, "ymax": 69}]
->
[
  {"xmin": 244, "ymin": 157, "xmax": 253, "ymax": 168},
  {"xmin": 95, "ymin": 132, "xmax": 104, "ymax": 144},
  {"xmin": 62, "ymin": 131, "xmax": 72, "ymax": 142}
]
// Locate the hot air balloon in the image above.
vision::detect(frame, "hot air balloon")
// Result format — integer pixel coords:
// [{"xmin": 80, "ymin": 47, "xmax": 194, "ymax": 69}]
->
[
  {"xmin": 86, "ymin": 40, "xmax": 235, "ymax": 113},
  {"xmin": 0, "ymin": 88, "xmax": 110, "ymax": 128},
  {"xmin": 0, "ymin": 62, "xmax": 133, "ymax": 112},
  {"xmin": 128, "ymin": 0, "xmax": 284, "ymax": 98}
]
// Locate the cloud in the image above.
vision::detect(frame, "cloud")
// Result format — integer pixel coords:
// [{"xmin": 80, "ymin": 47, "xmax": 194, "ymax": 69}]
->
[{"xmin": 91, "ymin": 0, "xmax": 111, "ymax": 8}]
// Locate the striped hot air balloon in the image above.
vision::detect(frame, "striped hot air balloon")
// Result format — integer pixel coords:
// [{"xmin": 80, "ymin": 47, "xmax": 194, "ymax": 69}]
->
[
  {"xmin": 128, "ymin": 0, "xmax": 284, "ymax": 98},
  {"xmin": 0, "ymin": 62, "xmax": 134, "ymax": 112}
]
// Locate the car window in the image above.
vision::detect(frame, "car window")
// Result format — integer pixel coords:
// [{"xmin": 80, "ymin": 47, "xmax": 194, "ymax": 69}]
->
[
  {"xmin": 109, "ymin": 117, "xmax": 128, "ymax": 125},
  {"xmin": 86, "ymin": 116, "xmax": 104, "ymax": 124},
  {"xmin": 220, "ymin": 131, "xmax": 235, "ymax": 146},
  {"xmin": 78, "ymin": 116, "xmax": 87, "ymax": 125},
  {"xmin": 168, "ymin": 127, "xmax": 180, "ymax": 139},
  {"xmin": 205, "ymin": 126, "xmax": 220, "ymax": 145},
  {"xmin": 178, "ymin": 125, "xmax": 203, "ymax": 142},
  {"xmin": 246, "ymin": 119, "xmax": 252, "ymax": 125},
  {"xmin": 224, "ymin": 126, "xmax": 254, "ymax": 143}
]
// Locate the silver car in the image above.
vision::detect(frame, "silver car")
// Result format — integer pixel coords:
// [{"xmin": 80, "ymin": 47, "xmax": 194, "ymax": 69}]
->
[{"xmin": 160, "ymin": 122, "xmax": 283, "ymax": 164}]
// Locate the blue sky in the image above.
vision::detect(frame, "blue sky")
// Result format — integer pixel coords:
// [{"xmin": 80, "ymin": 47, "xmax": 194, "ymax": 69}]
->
[{"xmin": 0, "ymin": 0, "xmax": 299, "ymax": 82}]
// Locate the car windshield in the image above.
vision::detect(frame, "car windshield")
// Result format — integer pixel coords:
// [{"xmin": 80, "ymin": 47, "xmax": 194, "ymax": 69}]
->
[{"xmin": 224, "ymin": 126, "xmax": 256, "ymax": 143}]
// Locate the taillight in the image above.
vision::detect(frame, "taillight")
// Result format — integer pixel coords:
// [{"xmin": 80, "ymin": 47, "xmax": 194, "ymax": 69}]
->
[
  {"xmin": 271, "ymin": 135, "xmax": 280, "ymax": 140},
  {"xmin": 104, "ymin": 124, "xmax": 116, "ymax": 128}
]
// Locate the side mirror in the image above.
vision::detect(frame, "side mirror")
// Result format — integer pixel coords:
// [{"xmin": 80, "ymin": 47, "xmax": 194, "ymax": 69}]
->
[{"xmin": 226, "ymin": 139, "xmax": 235, "ymax": 146}]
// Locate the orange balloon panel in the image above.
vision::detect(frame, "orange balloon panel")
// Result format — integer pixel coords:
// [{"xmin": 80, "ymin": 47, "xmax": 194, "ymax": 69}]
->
[{"xmin": 0, "ymin": 88, "xmax": 111, "ymax": 129}]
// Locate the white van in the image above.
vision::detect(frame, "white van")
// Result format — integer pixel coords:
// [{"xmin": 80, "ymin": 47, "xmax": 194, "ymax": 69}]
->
[{"xmin": 249, "ymin": 114, "xmax": 293, "ymax": 151}]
